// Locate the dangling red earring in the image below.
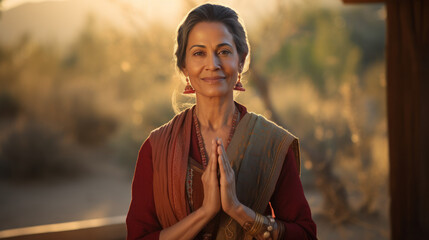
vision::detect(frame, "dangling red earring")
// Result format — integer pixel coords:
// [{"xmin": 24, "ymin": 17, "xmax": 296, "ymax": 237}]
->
[
  {"xmin": 234, "ymin": 73, "xmax": 245, "ymax": 91},
  {"xmin": 183, "ymin": 76, "xmax": 195, "ymax": 94}
]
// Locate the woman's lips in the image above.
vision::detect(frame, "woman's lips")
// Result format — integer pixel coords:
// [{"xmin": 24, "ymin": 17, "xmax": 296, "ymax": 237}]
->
[{"xmin": 201, "ymin": 76, "xmax": 226, "ymax": 83}]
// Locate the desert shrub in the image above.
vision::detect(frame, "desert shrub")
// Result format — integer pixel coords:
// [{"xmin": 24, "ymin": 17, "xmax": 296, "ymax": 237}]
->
[
  {"xmin": 0, "ymin": 120, "xmax": 82, "ymax": 181},
  {"xmin": 0, "ymin": 91, "xmax": 20, "ymax": 119},
  {"xmin": 67, "ymin": 105, "xmax": 117, "ymax": 146}
]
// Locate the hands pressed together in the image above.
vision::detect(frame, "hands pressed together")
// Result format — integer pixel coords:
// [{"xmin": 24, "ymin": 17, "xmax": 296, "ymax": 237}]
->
[
  {"xmin": 200, "ymin": 138, "xmax": 278, "ymax": 240},
  {"xmin": 160, "ymin": 137, "xmax": 280, "ymax": 240},
  {"xmin": 200, "ymin": 138, "xmax": 241, "ymax": 218}
]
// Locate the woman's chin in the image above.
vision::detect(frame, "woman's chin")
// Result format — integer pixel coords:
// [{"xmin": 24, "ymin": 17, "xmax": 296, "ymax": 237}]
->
[{"xmin": 197, "ymin": 87, "xmax": 232, "ymax": 98}]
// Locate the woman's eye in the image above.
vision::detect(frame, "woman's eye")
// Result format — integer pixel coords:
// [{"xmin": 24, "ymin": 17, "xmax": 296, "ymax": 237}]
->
[
  {"xmin": 193, "ymin": 51, "xmax": 205, "ymax": 56},
  {"xmin": 218, "ymin": 50, "xmax": 232, "ymax": 56}
]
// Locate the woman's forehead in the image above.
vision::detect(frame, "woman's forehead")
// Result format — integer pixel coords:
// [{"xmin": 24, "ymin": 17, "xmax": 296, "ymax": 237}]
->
[{"xmin": 187, "ymin": 22, "xmax": 235, "ymax": 48}]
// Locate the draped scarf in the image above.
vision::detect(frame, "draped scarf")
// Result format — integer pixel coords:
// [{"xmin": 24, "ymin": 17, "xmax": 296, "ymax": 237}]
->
[{"xmin": 149, "ymin": 106, "xmax": 300, "ymax": 239}]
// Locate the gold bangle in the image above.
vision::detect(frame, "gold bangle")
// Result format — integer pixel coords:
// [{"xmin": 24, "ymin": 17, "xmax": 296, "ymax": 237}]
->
[
  {"xmin": 252, "ymin": 213, "xmax": 263, "ymax": 235},
  {"xmin": 246, "ymin": 213, "xmax": 265, "ymax": 236}
]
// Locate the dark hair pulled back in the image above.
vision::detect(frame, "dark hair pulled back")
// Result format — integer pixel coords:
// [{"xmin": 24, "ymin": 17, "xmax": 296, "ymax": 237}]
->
[{"xmin": 175, "ymin": 4, "xmax": 249, "ymax": 72}]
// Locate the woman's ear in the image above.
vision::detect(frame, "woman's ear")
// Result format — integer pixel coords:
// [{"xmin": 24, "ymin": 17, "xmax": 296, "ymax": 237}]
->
[
  {"xmin": 239, "ymin": 53, "xmax": 248, "ymax": 73},
  {"xmin": 182, "ymin": 67, "xmax": 189, "ymax": 77}
]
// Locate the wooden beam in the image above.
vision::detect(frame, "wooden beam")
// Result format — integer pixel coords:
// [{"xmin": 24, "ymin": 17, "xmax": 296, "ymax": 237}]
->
[{"xmin": 0, "ymin": 216, "xmax": 126, "ymax": 240}]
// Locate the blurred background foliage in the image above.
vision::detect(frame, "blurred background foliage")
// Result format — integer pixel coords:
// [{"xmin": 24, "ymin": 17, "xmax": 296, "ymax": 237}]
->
[{"xmin": 0, "ymin": 0, "xmax": 388, "ymax": 238}]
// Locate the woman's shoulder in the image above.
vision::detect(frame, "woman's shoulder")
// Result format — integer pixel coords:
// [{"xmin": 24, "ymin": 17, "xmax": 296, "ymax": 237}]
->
[
  {"xmin": 149, "ymin": 106, "xmax": 193, "ymax": 139},
  {"xmin": 245, "ymin": 112, "xmax": 301, "ymax": 174},
  {"xmin": 246, "ymin": 112, "xmax": 298, "ymax": 141}
]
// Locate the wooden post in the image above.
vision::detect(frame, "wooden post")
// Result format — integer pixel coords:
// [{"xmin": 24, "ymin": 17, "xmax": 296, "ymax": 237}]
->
[
  {"xmin": 342, "ymin": 0, "xmax": 429, "ymax": 239},
  {"xmin": 385, "ymin": 1, "xmax": 429, "ymax": 239}
]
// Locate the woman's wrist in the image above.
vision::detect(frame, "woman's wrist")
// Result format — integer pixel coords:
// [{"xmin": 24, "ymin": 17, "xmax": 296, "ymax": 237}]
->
[
  {"xmin": 225, "ymin": 202, "xmax": 255, "ymax": 226},
  {"xmin": 223, "ymin": 198, "xmax": 241, "ymax": 215},
  {"xmin": 198, "ymin": 205, "xmax": 219, "ymax": 221},
  {"xmin": 228, "ymin": 205, "xmax": 279, "ymax": 240}
]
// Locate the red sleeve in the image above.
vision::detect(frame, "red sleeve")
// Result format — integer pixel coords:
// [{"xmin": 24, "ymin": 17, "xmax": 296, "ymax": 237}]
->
[
  {"xmin": 126, "ymin": 139, "xmax": 161, "ymax": 240},
  {"xmin": 268, "ymin": 146, "xmax": 317, "ymax": 240}
]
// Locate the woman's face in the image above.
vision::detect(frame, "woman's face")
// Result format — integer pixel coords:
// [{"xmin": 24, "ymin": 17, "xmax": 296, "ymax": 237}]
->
[{"xmin": 182, "ymin": 22, "xmax": 241, "ymax": 98}]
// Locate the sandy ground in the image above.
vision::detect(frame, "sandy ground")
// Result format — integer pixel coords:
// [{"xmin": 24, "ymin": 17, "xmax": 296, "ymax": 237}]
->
[{"xmin": 0, "ymin": 159, "xmax": 132, "ymax": 231}]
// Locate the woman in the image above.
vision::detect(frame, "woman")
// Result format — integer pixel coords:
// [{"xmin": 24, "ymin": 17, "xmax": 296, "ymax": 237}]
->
[{"xmin": 126, "ymin": 3, "xmax": 317, "ymax": 240}]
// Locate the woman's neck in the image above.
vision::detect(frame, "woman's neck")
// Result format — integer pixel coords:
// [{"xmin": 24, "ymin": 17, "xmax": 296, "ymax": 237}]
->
[{"xmin": 195, "ymin": 95, "xmax": 235, "ymax": 132}]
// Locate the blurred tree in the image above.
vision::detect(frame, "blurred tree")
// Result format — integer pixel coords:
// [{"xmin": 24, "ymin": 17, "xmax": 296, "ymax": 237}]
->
[
  {"xmin": 342, "ymin": 5, "xmax": 385, "ymax": 72},
  {"xmin": 248, "ymin": 2, "xmax": 386, "ymax": 223}
]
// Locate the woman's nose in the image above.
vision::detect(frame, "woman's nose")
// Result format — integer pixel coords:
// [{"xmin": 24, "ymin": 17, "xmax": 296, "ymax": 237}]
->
[{"xmin": 205, "ymin": 53, "xmax": 221, "ymax": 70}]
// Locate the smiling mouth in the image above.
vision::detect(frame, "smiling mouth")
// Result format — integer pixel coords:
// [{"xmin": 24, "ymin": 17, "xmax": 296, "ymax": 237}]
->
[{"xmin": 201, "ymin": 76, "xmax": 226, "ymax": 82}]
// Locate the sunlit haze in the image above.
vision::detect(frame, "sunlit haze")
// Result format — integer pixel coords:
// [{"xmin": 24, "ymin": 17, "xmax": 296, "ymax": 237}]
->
[{"xmin": 0, "ymin": 0, "xmax": 294, "ymax": 46}]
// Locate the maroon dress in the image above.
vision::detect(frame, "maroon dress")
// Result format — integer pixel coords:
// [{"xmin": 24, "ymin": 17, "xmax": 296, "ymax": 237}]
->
[{"xmin": 126, "ymin": 104, "xmax": 317, "ymax": 239}]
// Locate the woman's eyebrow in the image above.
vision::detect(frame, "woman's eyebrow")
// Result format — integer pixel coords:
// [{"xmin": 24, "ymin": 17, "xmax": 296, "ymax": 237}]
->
[
  {"xmin": 217, "ymin": 43, "xmax": 233, "ymax": 48},
  {"xmin": 189, "ymin": 44, "xmax": 205, "ymax": 50},
  {"xmin": 189, "ymin": 43, "xmax": 233, "ymax": 51}
]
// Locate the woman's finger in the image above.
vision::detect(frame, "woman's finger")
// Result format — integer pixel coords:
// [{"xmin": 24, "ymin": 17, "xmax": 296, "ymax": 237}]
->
[
  {"xmin": 221, "ymin": 140, "xmax": 230, "ymax": 168},
  {"xmin": 204, "ymin": 139, "xmax": 216, "ymax": 177},
  {"xmin": 211, "ymin": 138, "xmax": 218, "ymax": 172},
  {"xmin": 217, "ymin": 140, "xmax": 226, "ymax": 175},
  {"xmin": 217, "ymin": 138, "xmax": 231, "ymax": 173}
]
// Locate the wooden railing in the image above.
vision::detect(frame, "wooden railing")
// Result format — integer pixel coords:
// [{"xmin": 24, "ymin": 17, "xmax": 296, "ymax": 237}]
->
[{"xmin": 0, "ymin": 216, "xmax": 126, "ymax": 240}]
